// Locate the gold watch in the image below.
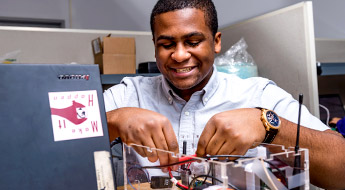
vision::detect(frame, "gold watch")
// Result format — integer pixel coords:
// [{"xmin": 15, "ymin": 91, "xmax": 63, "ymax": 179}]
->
[{"xmin": 258, "ymin": 108, "xmax": 281, "ymax": 144}]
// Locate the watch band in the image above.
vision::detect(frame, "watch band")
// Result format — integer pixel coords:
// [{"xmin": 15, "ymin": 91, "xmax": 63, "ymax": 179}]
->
[{"xmin": 262, "ymin": 128, "xmax": 278, "ymax": 144}]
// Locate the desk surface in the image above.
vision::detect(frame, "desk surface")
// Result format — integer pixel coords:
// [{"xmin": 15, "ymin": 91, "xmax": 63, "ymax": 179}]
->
[{"xmin": 117, "ymin": 183, "xmax": 152, "ymax": 190}]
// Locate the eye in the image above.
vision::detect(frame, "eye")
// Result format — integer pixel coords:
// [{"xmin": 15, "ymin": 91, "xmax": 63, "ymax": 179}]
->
[
  {"xmin": 186, "ymin": 40, "xmax": 201, "ymax": 47},
  {"xmin": 158, "ymin": 41, "xmax": 175, "ymax": 49},
  {"xmin": 162, "ymin": 43, "xmax": 175, "ymax": 49}
]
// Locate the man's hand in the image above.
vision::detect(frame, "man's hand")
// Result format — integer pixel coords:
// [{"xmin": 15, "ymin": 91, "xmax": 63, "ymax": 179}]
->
[
  {"xmin": 106, "ymin": 107, "xmax": 179, "ymax": 169},
  {"xmin": 330, "ymin": 117, "xmax": 342, "ymax": 125},
  {"xmin": 196, "ymin": 108, "xmax": 265, "ymax": 159}
]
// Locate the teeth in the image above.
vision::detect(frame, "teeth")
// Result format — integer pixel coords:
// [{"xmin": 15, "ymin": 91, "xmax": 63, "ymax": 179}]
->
[{"xmin": 176, "ymin": 67, "xmax": 192, "ymax": 73}]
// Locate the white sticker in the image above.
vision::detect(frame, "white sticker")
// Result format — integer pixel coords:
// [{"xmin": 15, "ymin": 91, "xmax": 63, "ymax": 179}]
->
[
  {"xmin": 48, "ymin": 90, "xmax": 103, "ymax": 141},
  {"xmin": 93, "ymin": 38, "xmax": 101, "ymax": 54},
  {"xmin": 94, "ymin": 151, "xmax": 115, "ymax": 190}
]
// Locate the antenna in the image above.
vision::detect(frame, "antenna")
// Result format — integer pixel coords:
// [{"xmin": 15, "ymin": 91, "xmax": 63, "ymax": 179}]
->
[
  {"xmin": 293, "ymin": 93, "xmax": 303, "ymax": 177},
  {"xmin": 295, "ymin": 93, "xmax": 303, "ymax": 153}
]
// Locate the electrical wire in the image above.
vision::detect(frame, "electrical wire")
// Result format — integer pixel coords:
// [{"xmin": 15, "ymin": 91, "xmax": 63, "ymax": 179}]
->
[
  {"xmin": 141, "ymin": 158, "xmax": 198, "ymax": 169},
  {"xmin": 168, "ymin": 167, "xmax": 189, "ymax": 190},
  {"xmin": 110, "ymin": 137, "xmax": 122, "ymax": 148},
  {"xmin": 263, "ymin": 160, "xmax": 288, "ymax": 186},
  {"xmin": 128, "ymin": 154, "xmax": 288, "ymax": 189},
  {"xmin": 140, "ymin": 155, "xmax": 252, "ymax": 169},
  {"xmin": 260, "ymin": 158, "xmax": 278, "ymax": 190},
  {"xmin": 187, "ymin": 174, "xmax": 239, "ymax": 190},
  {"xmin": 204, "ymin": 155, "xmax": 254, "ymax": 159},
  {"xmin": 202, "ymin": 155, "xmax": 287, "ymax": 185},
  {"xmin": 319, "ymin": 104, "xmax": 330, "ymax": 126}
]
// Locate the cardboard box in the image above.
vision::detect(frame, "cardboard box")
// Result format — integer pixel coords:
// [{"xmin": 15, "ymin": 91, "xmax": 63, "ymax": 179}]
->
[{"xmin": 92, "ymin": 36, "xmax": 136, "ymax": 74}]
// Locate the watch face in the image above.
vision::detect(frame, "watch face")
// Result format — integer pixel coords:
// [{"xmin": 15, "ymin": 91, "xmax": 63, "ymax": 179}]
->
[{"xmin": 266, "ymin": 110, "xmax": 280, "ymax": 127}]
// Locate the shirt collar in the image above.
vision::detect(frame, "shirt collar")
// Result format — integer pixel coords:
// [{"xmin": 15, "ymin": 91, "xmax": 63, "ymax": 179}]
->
[
  {"xmin": 201, "ymin": 65, "xmax": 219, "ymax": 105},
  {"xmin": 161, "ymin": 65, "xmax": 220, "ymax": 105},
  {"xmin": 161, "ymin": 76, "xmax": 176, "ymax": 104}
]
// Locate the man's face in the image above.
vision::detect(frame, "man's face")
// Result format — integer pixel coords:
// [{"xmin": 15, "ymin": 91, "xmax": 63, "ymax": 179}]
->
[{"xmin": 153, "ymin": 8, "xmax": 221, "ymax": 97}]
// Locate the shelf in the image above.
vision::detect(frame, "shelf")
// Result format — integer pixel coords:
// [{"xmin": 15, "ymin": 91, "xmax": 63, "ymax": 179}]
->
[
  {"xmin": 319, "ymin": 62, "xmax": 345, "ymax": 76},
  {"xmin": 100, "ymin": 73, "xmax": 160, "ymax": 84}
]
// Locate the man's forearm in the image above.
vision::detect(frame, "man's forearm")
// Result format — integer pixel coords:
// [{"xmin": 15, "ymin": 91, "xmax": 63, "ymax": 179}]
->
[
  {"xmin": 273, "ymin": 118, "xmax": 345, "ymax": 189},
  {"xmin": 106, "ymin": 110, "xmax": 120, "ymax": 142}
]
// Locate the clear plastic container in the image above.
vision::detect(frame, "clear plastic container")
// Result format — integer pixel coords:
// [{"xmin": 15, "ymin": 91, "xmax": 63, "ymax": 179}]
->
[{"xmin": 122, "ymin": 143, "xmax": 310, "ymax": 190}]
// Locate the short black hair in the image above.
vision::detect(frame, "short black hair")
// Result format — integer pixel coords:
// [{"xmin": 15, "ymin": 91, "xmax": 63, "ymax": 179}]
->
[{"xmin": 150, "ymin": 0, "xmax": 218, "ymax": 37}]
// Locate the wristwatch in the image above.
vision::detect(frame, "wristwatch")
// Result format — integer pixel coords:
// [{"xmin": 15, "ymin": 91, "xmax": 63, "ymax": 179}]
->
[{"xmin": 258, "ymin": 108, "xmax": 281, "ymax": 144}]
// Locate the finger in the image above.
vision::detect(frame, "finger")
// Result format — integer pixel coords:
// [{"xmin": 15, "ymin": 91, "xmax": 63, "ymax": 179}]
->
[
  {"xmin": 127, "ymin": 141, "xmax": 159, "ymax": 163},
  {"xmin": 143, "ymin": 145, "xmax": 159, "ymax": 163},
  {"xmin": 196, "ymin": 121, "xmax": 216, "ymax": 156},
  {"xmin": 217, "ymin": 140, "xmax": 251, "ymax": 161},
  {"xmin": 205, "ymin": 131, "xmax": 226, "ymax": 156},
  {"xmin": 152, "ymin": 130, "xmax": 170, "ymax": 167},
  {"xmin": 124, "ymin": 128, "xmax": 159, "ymax": 162},
  {"xmin": 216, "ymin": 141, "xmax": 237, "ymax": 161},
  {"xmin": 121, "ymin": 133, "xmax": 149, "ymax": 159},
  {"xmin": 162, "ymin": 122, "xmax": 179, "ymax": 170},
  {"xmin": 140, "ymin": 137, "xmax": 159, "ymax": 163},
  {"xmin": 130, "ymin": 145, "xmax": 146, "ymax": 158}
]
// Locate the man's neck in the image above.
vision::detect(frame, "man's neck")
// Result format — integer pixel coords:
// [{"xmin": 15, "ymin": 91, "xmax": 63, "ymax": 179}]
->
[{"xmin": 168, "ymin": 69, "xmax": 213, "ymax": 102}]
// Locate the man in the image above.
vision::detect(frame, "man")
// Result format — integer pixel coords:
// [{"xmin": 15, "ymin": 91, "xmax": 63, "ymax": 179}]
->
[
  {"xmin": 330, "ymin": 116, "xmax": 345, "ymax": 137},
  {"xmin": 104, "ymin": 0, "xmax": 345, "ymax": 188}
]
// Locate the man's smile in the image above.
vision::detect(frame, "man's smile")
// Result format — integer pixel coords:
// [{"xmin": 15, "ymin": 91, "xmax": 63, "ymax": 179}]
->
[{"xmin": 175, "ymin": 67, "xmax": 193, "ymax": 73}]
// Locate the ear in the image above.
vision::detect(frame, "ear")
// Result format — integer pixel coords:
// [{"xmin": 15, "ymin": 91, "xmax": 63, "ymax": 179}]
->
[{"xmin": 214, "ymin": 32, "xmax": 222, "ymax": 54}]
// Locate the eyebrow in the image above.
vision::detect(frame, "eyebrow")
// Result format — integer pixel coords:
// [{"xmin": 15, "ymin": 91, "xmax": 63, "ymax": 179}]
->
[
  {"xmin": 156, "ymin": 32, "xmax": 205, "ymax": 42},
  {"xmin": 156, "ymin": 35, "xmax": 175, "ymax": 42},
  {"xmin": 183, "ymin": 32, "xmax": 205, "ymax": 39}
]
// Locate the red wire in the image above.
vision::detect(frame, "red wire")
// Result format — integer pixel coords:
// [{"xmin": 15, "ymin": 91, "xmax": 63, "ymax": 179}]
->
[
  {"xmin": 168, "ymin": 167, "xmax": 189, "ymax": 189},
  {"xmin": 178, "ymin": 154, "xmax": 197, "ymax": 163}
]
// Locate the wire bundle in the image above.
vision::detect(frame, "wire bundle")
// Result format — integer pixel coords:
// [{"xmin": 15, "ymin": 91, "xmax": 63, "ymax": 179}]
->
[{"xmin": 125, "ymin": 154, "xmax": 294, "ymax": 190}]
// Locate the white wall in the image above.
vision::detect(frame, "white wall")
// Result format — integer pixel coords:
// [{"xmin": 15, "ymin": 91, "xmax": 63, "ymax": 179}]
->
[
  {"xmin": 0, "ymin": 0, "xmax": 69, "ymax": 25},
  {"xmin": 0, "ymin": 0, "xmax": 344, "ymax": 39},
  {"xmin": 312, "ymin": 0, "xmax": 345, "ymax": 39}
]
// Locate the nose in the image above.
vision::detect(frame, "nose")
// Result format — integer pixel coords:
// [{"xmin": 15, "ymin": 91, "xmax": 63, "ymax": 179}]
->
[{"xmin": 171, "ymin": 44, "xmax": 191, "ymax": 62}]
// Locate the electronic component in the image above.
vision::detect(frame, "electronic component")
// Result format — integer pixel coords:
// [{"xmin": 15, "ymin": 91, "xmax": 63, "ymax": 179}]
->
[{"xmin": 150, "ymin": 176, "xmax": 181, "ymax": 189}]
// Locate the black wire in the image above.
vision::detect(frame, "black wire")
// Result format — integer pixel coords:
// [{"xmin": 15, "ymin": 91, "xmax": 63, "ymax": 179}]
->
[
  {"xmin": 140, "ymin": 155, "xmax": 251, "ymax": 169},
  {"xmin": 141, "ymin": 158, "xmax": 199, "ymax": 169},
  {"xmin": 201, "ymin": 162, "xmax": 212, "ymax": 185},
  {"xmin": 205, "ymin": 155, "xmax": 288, "ymax": 186},
  {"xmin": 110, "ymin": 137, "xmax": 122, "ymax": 148},
  {"xmin": 263, "ymin": 160, "xmax": 288, "ymax": 186},
  {"xmin": 188, "ymin": 174, "xmax": 240, "ymax": 190},
  {"xmin": 204, "ymin": 155, "xmax": 254, "ymax": 159},
  {"xmin": 134, "ymin": 154, "xmax": 288, "ymax": 188},
  {"xmin": 176, "ymin": 183, "xmax": 188, "ymax": 190}
]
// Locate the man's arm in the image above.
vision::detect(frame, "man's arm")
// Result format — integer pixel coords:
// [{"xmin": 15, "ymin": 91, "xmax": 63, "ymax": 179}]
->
[
  {"xmin": 196, "ymin": 108, "xmax": 345, "ymax": 189},
  {"xmin": 106, "ymin": 107, "xmax": 179, "ymax": 170},
  {"xmin": 275, "ymin": 118, "xmax": 345, "ymax": 189}
]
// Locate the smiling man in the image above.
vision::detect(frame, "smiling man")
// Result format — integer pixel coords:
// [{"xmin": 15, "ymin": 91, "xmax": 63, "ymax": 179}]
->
[{"xmin": 104, "ymin": 0, "xmax": 345, "ymax": 189}]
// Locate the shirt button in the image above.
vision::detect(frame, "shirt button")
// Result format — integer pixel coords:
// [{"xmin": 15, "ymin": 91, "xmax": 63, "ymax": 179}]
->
[
  {"xmin": 204, "ymin": 97, "xmax": 208, "ymax": 102},
  {"xmin": 185, "ymin": 111, "xmax": 190, "ymax": 116}
]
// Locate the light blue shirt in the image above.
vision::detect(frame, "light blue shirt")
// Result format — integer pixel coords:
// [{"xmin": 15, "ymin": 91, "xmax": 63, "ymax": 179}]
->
[{"xmin": 103, "ymin": 67, "xmax": 329, "ymax": 156}]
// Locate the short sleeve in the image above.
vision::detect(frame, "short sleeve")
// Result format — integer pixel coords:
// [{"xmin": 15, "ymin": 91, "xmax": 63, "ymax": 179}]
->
[
  {"xmin": 261, "ymin": 83, "xmax": 329, "ymax": 131},
  {"xmin": 103, "ymin": 83, "xmax": 127, "ymax": 112}
]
